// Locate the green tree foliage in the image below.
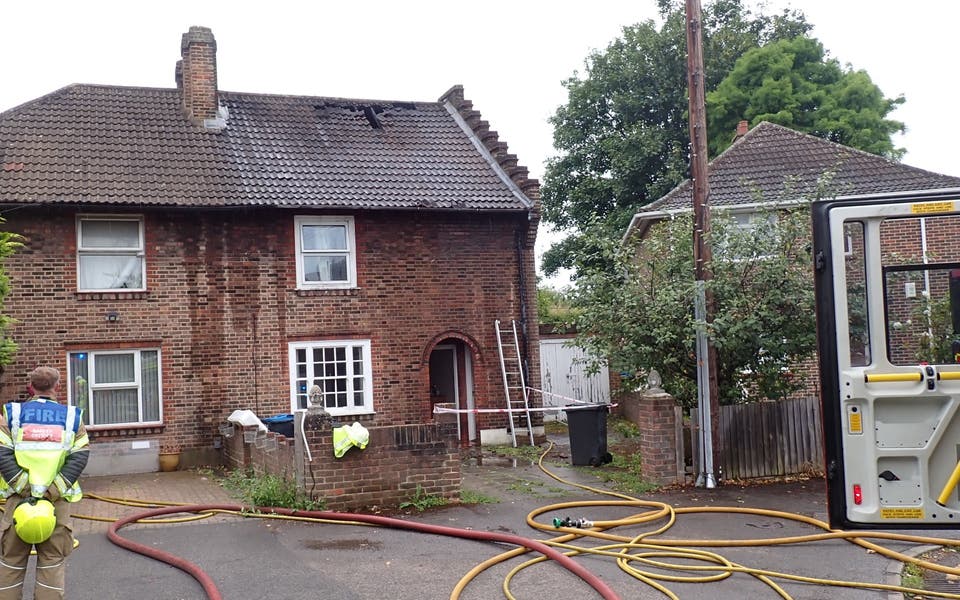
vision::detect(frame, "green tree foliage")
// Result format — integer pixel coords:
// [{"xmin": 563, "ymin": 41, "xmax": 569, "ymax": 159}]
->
[
  {"xmin": 707, "ymin": 36, "xmax": 905, "ymax": 157},
  {"xmin": 0, "ymin": 220, "xmax": 22, "ymax": 370},
  {"xmin": 541, "ymin": 0, "xmax": 810, "ymax": 277},
  {"xmin": 571, "ymin": 207, "xmax": 815, "ymax": 407},
  {"xmin": 537, "ymin": 285, "xmax": 578, "ymax": 328}
]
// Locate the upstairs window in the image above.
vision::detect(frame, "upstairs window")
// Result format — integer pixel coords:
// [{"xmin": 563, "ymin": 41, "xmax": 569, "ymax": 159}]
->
[
  {"xmin": 77, "ymin": 216, "xmax": 145, "ymax": 291},
  {"xmin": 295, "ymin": 216, "xmax": 356, "ymax": 289}
]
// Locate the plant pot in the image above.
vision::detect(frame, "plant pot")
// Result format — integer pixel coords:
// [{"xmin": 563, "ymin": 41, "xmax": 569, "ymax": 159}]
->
[{"xmin": 159, "ymin": 452, "xmax": 180, "ymax": 472}]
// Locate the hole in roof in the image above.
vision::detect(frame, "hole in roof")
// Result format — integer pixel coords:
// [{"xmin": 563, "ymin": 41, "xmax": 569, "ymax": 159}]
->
[{"xmin": 362, "ymin": 106, "xmax": 382, "ymax": 129}]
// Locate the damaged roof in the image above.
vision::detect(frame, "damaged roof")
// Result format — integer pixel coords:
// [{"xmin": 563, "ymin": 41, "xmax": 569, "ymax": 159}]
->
[{"xmin": 0, "ymin": 84, "xmax": 535, "ymax": 211}]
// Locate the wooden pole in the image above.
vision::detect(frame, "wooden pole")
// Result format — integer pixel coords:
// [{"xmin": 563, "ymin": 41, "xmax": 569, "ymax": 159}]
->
[{"xmin": 685, "ymin": 0, "xmax": 720, "ymax": 487}]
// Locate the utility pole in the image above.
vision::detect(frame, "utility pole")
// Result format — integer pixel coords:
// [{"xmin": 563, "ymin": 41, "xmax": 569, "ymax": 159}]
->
[{"xmin": 685, "ymin": 0, "xmax": 720, "ymax": 488}]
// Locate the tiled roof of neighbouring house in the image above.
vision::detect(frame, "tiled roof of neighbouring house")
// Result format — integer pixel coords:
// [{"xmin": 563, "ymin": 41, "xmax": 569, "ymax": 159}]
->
[
  {"xmin": 647, "ymin": 121, "xmax": 960, "ymax": 212},
  {"xmin": 0, "ymin": 84, "xmax": 537, "ymax": 211}
]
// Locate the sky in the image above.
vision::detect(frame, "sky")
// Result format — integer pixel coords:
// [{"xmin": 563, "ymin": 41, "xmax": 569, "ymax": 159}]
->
[{"xmin": 1, "ymin": 1, "xmax": 957, "ymax": 288}]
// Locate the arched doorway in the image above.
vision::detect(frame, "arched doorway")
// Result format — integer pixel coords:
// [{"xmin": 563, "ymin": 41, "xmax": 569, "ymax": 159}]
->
[{"xmin": 428, "ymin": 337, "xmax": 476, "ymax": 445}]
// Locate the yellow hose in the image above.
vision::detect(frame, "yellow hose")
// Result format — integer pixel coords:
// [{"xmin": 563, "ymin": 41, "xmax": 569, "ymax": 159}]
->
[
  {"xmin": 450, "ymin": 443, "xmax": 960, "ymax": 599},
  {"xmin": 70, "ymin": 453, "xmax": 960, "ymax": 599}
]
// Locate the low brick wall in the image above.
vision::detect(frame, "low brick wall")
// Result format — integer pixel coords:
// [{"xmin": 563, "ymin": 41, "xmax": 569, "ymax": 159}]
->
[{"xmin": 221, "ymin": 414, "xmax": 461, "ymax": 511}]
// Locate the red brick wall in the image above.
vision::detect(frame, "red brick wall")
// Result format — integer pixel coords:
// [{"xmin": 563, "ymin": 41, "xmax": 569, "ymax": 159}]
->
[
  {"xmin": 0, "ymin": 206, "xmax": 539, "ymax": 459},
  {"xmin": 221, "ymin": 420, "xmax": 460, "ymax": 511}
]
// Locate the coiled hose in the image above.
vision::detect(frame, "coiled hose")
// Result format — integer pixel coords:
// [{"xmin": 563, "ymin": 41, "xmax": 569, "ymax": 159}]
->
[{"xmin": 91, "ymin": 445, "xmax": 960, "ymax": 600}]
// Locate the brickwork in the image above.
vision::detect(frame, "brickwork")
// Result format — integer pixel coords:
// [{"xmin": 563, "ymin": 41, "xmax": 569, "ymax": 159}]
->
[
  {"xmin": 220, "ymin": 418, "xmax": 460, "ymax": 511},
  {"xmin": 0, "ymin": 206, "xmax": 539, "ymax": 462},
  {"xmin": 620, "ymin": 390, "xmax": 683, "ymax": 485},
  {"xmin": 177, "ymin": 26, "xmax": 218, "ymax": 123}
]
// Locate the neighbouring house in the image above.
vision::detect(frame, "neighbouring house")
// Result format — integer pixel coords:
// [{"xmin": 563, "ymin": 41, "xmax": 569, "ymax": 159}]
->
[
  {"xmin": 0, "ymin": 26, "xmax": 542, "ymax": 475},
  {"xmin": 623, "ymin": 120, "xmax": 960, "ymax": 402}
]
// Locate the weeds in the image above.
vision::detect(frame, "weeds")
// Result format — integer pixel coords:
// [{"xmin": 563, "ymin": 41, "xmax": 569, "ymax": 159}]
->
[
  {"xmin": 459, "ymin": 489, "xmax": 499, "ymax": 505},
  {"xmin": 399, "ymin": 485, "xmax": 448, "ymax": 511},
  {"xmin": 588, "ymin": 452, "xmax": 658, "ymax": 495},
  {"xmin": 901, "ymin": 560, "xmax": 924, "ymax": 591},
  {"xmin": 489, "ymin": 444, "xmax": 548, "ymax": 463},
  {"xmin": 222, "ymin": 468, "xmax": 325, "ymax": 511},
  {"xmin": 611, "ymin": 417, "xmax": 641, "ymax": 439}
]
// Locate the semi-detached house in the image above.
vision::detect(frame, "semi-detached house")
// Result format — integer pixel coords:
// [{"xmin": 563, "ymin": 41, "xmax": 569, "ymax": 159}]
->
[{"xmin": 0, "ymin": 27, "xmax": 542, "ymax": 472}]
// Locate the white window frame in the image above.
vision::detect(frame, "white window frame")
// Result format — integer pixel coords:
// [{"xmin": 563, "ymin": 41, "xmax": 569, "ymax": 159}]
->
[
  {"xmin": 724, "ymin": 209, "xmax": 779, "ymax": 261},
  {"xmin": 294, "ymin": 216, "xmax": 357, "ymax": 289},
  {"xmin": 66, "ymin": 348, "xmax": 163, "ymax": 428},
  {"xmin": 76, "ymin": 215, "xmax": 146, "ymax": 292},
  {"xmin": 288, "ymin": 339, "xmax": 374, "ymax": 416}
]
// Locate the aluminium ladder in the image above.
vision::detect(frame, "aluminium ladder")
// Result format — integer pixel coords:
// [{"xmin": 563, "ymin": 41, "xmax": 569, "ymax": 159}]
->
[{"xmin": 495, "ymin": 319, "xmax": 535, "ymax": 447}]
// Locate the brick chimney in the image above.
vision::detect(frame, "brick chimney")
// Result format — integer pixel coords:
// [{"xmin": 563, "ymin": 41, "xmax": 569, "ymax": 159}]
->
[
  {"xmin": 733, "ymin": 119, "xmax": 749, "ymax": 141},
  {"xmin": 176, "ymin": 26, "xmax": 225, "ymax": 130}
]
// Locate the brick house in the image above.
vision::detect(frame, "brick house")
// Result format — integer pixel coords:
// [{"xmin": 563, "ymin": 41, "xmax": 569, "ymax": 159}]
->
[
  {"xmin": 623, "ymin": 120, "xmax": 960, "ymax": 401},
  {"xmin": 0, "ymin": 26, "xmax": 542, "ymax": 471}
]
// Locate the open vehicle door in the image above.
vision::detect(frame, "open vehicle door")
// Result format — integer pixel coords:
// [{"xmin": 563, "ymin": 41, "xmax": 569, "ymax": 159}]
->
[{"xmin": 814, "ymin": 188, "xmax": 960, "ymax": 529}]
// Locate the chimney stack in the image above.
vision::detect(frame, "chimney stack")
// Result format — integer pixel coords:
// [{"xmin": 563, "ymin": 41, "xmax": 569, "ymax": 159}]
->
[
  {"xmin": 177, "ymin": 26, "xmax": 223, "ymax": 129},
  {"xmin": 736, "ymin": 119, "xmax": 749, "ymax": 137}
]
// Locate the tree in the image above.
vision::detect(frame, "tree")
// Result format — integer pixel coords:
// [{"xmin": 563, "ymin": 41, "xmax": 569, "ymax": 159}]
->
[
  {"xmin": 0, "ymin": 220, "xmax": 22, "ymax": 371},
  {"xmin": 541, "ymin": 0, "xmax": 810, "ymax": 277},
  {"xmin": 537, "ymin": 285, "xmax": 578, "ymax": 329},
  {"xmin": 707, "ymin": 36, "xmax": 905, "ymax": 157},
  {"xmin": 571, "ymin": 207, "xmax": 816, "ymax": 407}
]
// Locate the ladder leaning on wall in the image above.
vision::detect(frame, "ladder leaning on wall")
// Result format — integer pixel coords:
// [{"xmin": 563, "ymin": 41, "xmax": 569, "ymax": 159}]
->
[{"xmin": 495, "ymin": 319, "xmax": 535, "ymax": 447}]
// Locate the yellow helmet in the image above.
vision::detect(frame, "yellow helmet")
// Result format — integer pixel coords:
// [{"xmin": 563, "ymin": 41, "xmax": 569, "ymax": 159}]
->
[{"xmin": 13, "ymin": 497, "xmax": 55, "ymax": 544}]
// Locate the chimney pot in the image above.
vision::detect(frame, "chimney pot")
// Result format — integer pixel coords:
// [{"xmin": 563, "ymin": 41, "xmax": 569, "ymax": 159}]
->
[{"xmin": 736, "ymin": 120, "xmax": 749, "ymax": 136}]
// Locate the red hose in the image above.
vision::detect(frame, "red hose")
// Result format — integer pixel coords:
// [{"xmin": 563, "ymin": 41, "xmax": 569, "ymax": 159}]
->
[{"xmin": 106, "ymin": 503, "xmax": 621, "ymax": 600}]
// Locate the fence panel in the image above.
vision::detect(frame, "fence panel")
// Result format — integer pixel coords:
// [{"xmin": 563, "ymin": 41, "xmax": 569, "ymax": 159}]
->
[{"xmin": 691, "ymin": 397, "xmax": 824, "ymax": 480}]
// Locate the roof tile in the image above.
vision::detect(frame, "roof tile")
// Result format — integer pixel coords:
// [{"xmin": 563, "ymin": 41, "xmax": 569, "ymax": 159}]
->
[
  {"xmin": 648, "ymin": 122, "xmax": 960, "ymax": 211},
  {"xmin": 0, "ymin": 85, "xmax": 533, "ymax": 211}
]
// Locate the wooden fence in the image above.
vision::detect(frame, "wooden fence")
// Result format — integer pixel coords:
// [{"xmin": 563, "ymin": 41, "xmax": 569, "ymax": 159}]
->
[{"xmin": 691, "ymin": 397, "xmax": 824, "ymax": 480}]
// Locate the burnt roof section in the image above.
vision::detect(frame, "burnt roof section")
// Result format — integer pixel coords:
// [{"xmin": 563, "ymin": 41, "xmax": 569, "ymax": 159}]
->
[
  {"xmin": 647, "ymin": 121, "xmax": 960, "ymax": 212},
  {"xmin": 0, "ymin": 84, "xmax": 537, "ymax": 211}
]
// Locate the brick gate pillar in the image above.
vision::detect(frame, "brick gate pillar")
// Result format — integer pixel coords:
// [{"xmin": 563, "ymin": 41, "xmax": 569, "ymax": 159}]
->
[{"xmin": 620, "ymin": 384, "xmax": 684, "ymax": 485}]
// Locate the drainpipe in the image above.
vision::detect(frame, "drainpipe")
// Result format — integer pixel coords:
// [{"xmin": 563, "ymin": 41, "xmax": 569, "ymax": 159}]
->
[{"xmin": 515, "ymin": 227, "xmax": 530, "ymax": 385}]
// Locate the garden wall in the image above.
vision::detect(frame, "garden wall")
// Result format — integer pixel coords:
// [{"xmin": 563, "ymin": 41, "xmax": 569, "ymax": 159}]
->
[{"xmin": 221, "ymin": 412, "xmax": 461, "ymax": 511}]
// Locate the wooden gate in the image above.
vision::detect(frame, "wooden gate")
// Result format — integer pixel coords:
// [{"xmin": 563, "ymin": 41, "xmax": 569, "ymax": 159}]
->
[{"xmin": 538, "ymin": 337, "xmax": 610, "ymax": 421}]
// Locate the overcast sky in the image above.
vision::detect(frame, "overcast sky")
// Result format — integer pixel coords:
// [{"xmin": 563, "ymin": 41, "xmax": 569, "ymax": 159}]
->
[{"xmin": 1, "ymin": 1, "xmax": 956, "ymax": 287}]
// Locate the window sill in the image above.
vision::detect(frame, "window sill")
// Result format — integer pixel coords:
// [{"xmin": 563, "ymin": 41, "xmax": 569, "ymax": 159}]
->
[
  {"xmin": 87, "ymin": 424, "xmax": 164, "ymax": 439},
  {"xmin": 76, "ymin": 291, "xmax": 149, "ymax": 301},
  {"xmin": 295, "ymin": 288, "xmax": 360, "ymax": 297}
]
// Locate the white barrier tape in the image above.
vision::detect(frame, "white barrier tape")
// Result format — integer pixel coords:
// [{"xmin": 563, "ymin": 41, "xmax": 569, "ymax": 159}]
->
[
  {"xmin": 525, "ymin": 387, "xmax": 595, "ymax": 405},
  {"xmin": 432, "ymin": 403, "xmax": 616, "ymax": 415}
]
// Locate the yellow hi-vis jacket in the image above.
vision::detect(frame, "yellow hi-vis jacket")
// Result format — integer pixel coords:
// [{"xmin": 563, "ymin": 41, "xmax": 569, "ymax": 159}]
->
[
  {"xmin": 332, "ymin": 422, "xmax": 369, "ymax": 458},
  {"xmin": 0, "ymin": 398, "xmax": 89, "ymax": 502}
]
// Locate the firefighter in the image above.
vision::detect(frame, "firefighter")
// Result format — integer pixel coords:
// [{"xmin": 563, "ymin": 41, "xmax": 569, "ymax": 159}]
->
[{"xmin": 0, "ymin": 367, "xmax": 89, "ymax": 600}]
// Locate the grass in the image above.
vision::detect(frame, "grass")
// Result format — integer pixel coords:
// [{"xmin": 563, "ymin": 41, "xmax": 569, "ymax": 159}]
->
[
  {"xmin": 399, "ymin": 485, "xmax": 448, "ymax": 511},
  {"xmin": 222, "ymin": 468, "xmax": 325, "ymax": 511},
  {"xmin": 459, "ymin": 489, "xmax": 499, "ymax": 505},
  {"xmin": 588, "ymin": 451, "xmax": 659, "ymax": 496},
  {"xmin": 901, "ymin": 560, "xmax": 924, "ymax": 591}
]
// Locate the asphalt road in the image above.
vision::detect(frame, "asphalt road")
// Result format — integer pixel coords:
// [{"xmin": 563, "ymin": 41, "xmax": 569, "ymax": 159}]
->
[{"xmin": 48, "ymin": 460, "xmax": 952, "ymax": 600}]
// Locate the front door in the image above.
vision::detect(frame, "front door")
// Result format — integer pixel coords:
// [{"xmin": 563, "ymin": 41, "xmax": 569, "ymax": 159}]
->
[{"xmin": 429, "ymin": 343, "xmax": 476, "ymax": 444}]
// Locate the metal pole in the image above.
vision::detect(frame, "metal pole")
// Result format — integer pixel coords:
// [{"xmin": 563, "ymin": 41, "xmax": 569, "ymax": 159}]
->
[{"xmin": 686, "ymin": 0, "xmax": 719, "ymax": 488}]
